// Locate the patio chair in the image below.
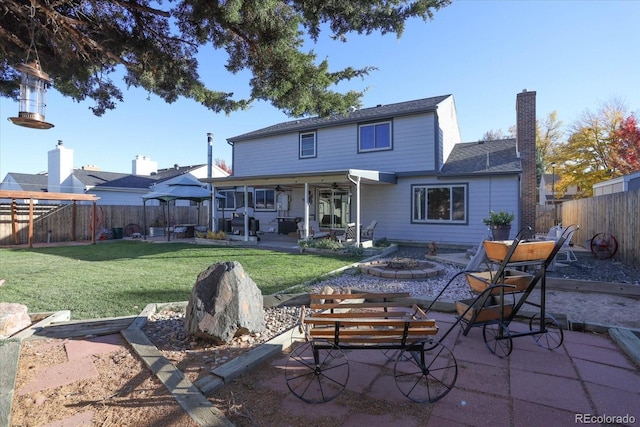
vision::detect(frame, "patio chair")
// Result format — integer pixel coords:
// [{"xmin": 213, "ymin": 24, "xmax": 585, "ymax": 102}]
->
[
  {"xmin": 556, "ymin": 227, "xmax": 578, "ymax": 262},
  {"xmin": 543, "ymin": 225, "xmax": 577, "ymax": 263},
  {"xmin": 360, "ymin": 220, "xmax": 377, "ymax": 241},
  {"xmin": 336, "ymin": 223, "xmax": 357, "ymax": 244},
  {"xmin": 297, "ymin": 221, "xmax": 330, "ymax": 239}
]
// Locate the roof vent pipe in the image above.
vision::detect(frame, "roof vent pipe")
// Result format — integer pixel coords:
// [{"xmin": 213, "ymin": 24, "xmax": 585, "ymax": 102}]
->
[{"xmin": 207, "ymin": 133, "xmax": 213, "ymax": 180}]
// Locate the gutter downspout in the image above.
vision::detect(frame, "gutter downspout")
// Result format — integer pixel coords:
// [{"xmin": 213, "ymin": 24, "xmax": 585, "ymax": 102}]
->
[{"xmin": 347, "ymin": 173, "xmax": 361, "ymax": 247}]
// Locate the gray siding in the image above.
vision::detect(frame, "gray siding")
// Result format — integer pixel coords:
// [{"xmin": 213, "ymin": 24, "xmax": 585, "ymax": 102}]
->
[
  {"xmin": 357, "ymin": 175, "xmax": 520, "ymax": 245},
  {"xmin": 233, "ymin": 112, "xmax": 440, "ymax": 176},
  {"xmin": 223, "ymin": 173, "xmax": 520, "ymax": 244}
]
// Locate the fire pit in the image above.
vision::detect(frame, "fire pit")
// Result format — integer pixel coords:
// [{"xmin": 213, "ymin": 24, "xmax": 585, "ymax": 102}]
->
[{"xmin": 359, "ymin": 257, "xmax": 445, "ymax": 279}]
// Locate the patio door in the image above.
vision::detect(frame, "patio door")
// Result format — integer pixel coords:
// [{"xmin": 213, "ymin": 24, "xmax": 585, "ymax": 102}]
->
[{"xmin": 317, "ymin": 188, "xmax": 350, "ymax": 228}]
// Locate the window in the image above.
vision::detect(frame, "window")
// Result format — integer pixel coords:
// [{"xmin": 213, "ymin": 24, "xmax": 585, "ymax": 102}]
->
[
  {"xmin": 219, "ymin": 190, "xmax": 236, "ymax": 210},
  {"xmin": 412, "ymin": 184, "xmax": 467, "ymax": 223},
  {"xmin": 217, "ymin": 190, "xmax": 254, "ymax": 209},
  {"xmin": 255, "ymin": 189, "xmax": 275, "ymax": 211},
  {"xmin": 299, "ymin": 132, "xmax": 316, "ymax": 158},
  {"xmin": 359, "ymin": 121, "xmax": 392, "ymax": 152}
]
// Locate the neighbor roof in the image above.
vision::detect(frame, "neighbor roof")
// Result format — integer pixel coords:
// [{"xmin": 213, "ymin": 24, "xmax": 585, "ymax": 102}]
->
[
  {"xmin": 5, "ymin": 164, "xmax": 207, "ymax": 193},
  {"xmin": 5, "ymin": 173, "xmax": 48, "ymax": 192},
  {"xmin": 228, "ymin": 95, "xmax": 452, "ymax": 142},
  {"xmin": 441, "ymin": 139, "xmax": 521, "ymax": 175}
]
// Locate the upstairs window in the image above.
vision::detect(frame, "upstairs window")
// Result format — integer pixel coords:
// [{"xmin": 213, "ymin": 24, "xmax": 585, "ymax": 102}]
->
[
  {"xmin": 299, "ymin": 132, "xmax": 316, "ymax": 158},
  {"xmin": 359, "ymin": 121, "xmax": 392, "ymax": 152},
  {"xmin": 412, "ymin": 184, "xmax": 467, "ymax": 223}
]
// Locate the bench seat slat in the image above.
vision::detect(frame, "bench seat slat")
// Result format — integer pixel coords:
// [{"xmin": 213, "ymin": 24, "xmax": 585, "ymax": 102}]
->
[
  {"xmin": 305, "ymin": 317, "xmax": 437, "ymax": 327},
  {"xmin": 309, "ymin": 292, "xmax": 410, "ymax": 301},
  {"xmin": 310, "ymin": 301, "xmax": 415, "ymax": 310},
  {"xmin": 309, "ymin": 336, "xmax": 437, "ymax": 345},
  {"xmin": 307, "ymin": 311, "xmax": 410, "ymax": 319},
  {"xmin": 309, "ymin": 327, "xmax": 439, "ymax": 338}
]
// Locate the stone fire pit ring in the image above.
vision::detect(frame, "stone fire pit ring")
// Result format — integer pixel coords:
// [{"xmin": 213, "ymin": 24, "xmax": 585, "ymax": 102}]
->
[{"xmin": 359, "ymin": 258, "xmax": 445, "ymax": 279}]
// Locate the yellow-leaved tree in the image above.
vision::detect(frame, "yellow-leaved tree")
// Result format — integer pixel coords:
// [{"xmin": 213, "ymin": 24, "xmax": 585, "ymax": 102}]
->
[{"xmin": 549, "ymin": 99, "xmax": 628, "ymax": 198}]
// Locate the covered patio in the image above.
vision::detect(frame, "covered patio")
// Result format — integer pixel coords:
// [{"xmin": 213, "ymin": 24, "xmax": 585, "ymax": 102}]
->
[{"xmin": 202, "ymin": 169, "xmax": 396, "ymax": 247}]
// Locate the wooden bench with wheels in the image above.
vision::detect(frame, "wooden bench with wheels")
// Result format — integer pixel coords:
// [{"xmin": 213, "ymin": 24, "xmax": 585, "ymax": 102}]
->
[{"xmin": 285, "ymin": 292, "xmax": 458, "ymax": 404}]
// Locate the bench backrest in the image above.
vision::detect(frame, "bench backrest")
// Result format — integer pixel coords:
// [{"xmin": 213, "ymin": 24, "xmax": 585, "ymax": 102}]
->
[{"xmin": 303, "ymin": 292, "xmax": 438, "ymax": 347}]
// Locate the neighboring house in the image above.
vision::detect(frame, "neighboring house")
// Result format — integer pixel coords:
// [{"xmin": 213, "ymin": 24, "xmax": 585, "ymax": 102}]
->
[
  {"xmin": 592, "ymin": 170, "xmax": 640, "ymax": 196},
  {"xmin": 538, "ymin": 173, "xmax": 581, "ymax": 205},
  {"xmin": 0, "ymin": 142, "xmax": 229, "ymax": 206},
  {"xmin": 205, "ymin": 91, "xmax": 538, "ymax": 245}
]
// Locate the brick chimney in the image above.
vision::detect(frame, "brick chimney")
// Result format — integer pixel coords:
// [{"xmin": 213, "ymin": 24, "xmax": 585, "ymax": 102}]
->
[{"xmin": 516, "ymin": 90, "xmax": 537, "ymax": 234}]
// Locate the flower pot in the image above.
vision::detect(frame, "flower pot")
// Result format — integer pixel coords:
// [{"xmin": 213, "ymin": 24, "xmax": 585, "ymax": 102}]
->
[{"xmin": 490, "ymin": 225, "xmax": 511, "ymax": 241}]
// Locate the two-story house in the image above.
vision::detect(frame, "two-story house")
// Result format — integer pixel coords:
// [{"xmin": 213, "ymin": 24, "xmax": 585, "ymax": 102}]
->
[{"xmin": 205, "ymin": 91, "xmax": 538, "ymax": 246}]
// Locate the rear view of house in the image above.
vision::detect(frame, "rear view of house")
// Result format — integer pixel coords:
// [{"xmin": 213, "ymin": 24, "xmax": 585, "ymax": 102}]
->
[{"xmin": 205, "ymin": 90, "xmax": 538, "ymax": 245}]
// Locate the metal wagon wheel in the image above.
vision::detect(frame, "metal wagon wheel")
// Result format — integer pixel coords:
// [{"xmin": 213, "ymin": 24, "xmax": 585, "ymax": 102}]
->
[
  {"xmin": 393, "ymin": 340, "xmax": 458, "ymax": 403},
  {"xmin": 285, "ymin": 340, "xmax": 349, "ymax": 403},
  {"xmin": 124, "ymin": 223, "xmax": 142, "ymax": 237},
  {"xmin": 482, "ymin": 321, "xmax": 513, "ymax": 358},
  {"xmin": 590, "ymin": 233, "xmax": 618, "ymax": 259},
  {"xmin": 529, "ymin": 313, "xmax": 564, "ymax": 350}
]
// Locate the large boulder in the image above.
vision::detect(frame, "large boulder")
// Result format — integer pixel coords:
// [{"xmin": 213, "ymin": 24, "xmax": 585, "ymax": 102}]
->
[
  {"xmin": 184, "ymin": 261, "xmax": 265, "ymax": 344},
  {"xmin": 0, "ymin": 303, "xmax": 30, "ymax": 339}
]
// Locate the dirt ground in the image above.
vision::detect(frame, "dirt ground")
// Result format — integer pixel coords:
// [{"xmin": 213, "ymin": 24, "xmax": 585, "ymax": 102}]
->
[{"xmin": 12, "ymin": 338, "xmax": 201, "ymax": 427}]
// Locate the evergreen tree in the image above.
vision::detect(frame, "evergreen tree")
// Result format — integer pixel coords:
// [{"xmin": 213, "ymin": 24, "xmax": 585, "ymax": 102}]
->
[{"xmin": 0, "ymin": 0, "xmax": 450, "ymax": 117}]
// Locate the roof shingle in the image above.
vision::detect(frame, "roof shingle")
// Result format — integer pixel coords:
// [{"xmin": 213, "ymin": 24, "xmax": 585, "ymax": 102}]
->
[{"xmin": 441, "ymin": 139, "xmax": 521, "ymax": 175}]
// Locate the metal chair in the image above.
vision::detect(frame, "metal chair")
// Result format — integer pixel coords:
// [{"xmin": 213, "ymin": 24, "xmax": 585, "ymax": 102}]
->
[
  {"xmin": 336, "ymin": 223, "xmax": 357, "ymax": 244},
  {"xmin": 360, "ymin": 220, "xmax": 377, "ymax": 241}
]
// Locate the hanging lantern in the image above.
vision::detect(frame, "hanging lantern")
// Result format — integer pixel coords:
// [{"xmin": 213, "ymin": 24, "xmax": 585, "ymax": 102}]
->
[{"xmin": 8, "ymin": 60, "xmax": 54, "ymax": 129}]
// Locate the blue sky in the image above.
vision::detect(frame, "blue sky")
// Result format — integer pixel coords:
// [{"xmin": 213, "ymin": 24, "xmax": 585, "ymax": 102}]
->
[{"xmin": 1, "ymin": 0, "xmax": 638, "ymax": 177}]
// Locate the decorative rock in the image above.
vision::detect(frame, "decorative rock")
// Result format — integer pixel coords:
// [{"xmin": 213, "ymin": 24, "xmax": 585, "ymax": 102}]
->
[
  {"xmin": 184, "ymin": 261, "xmax": 265, "ymax": 345},
  {"xmin": 0, "ymin": 302, "xmax": 31, "ymax": 339}
]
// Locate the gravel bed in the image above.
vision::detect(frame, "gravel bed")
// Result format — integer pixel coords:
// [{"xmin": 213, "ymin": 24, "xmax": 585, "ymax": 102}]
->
[
  {"xmin": 141, "ymin": 245, "xmax": 638, "ymax": 356},
  {"xmin": 393, "ymin": 245, "xmax": 640, "ymax": 285},
  {"xmin": 141, "ymin": 306, "xmax": 303, "ymax": 372},
  {"xmin": 307, "ymin": 263, "xmax": 473, "ymax": 301}
]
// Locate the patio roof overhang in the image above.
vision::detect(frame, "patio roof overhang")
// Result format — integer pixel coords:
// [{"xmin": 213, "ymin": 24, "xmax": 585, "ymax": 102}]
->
[
  {"xmin": 200, "ymin": 169, "xmax": 396, "ymax": 245},
  {"xmin": 200, "ymin": 169, "xmax": 397, "ymax": 188}
]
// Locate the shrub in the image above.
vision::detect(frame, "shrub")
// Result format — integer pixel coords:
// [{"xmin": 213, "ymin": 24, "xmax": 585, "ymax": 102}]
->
[{"xmin": 482, "ymin": 210, "xmax": 515, "ymax": 226}]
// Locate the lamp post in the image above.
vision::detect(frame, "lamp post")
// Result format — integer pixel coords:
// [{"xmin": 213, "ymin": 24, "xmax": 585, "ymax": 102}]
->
[{"xmin": 551, "ymin": 162, "xmax": 557, "ymax": 225}]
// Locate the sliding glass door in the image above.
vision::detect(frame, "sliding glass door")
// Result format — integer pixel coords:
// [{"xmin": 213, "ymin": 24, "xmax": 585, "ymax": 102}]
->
[{"xmin": 317, "ymin": 188, "xmax": 350, "ymax": 228}]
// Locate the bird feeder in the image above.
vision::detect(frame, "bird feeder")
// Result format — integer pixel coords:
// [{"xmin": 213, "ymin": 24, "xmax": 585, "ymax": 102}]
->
[{"xmin": 8, "ymin": 60, "xmax": 54, "ymax": 129}]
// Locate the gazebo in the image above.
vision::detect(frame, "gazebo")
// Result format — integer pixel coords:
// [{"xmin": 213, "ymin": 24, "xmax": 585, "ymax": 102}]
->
[{"xmin": 141, "ymin": 175, "xmax": 213, "ymax": 241}]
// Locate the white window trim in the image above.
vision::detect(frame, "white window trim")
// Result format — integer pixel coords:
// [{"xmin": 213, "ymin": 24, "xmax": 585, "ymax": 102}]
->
[
  {"xmin": 358, "ymin": 120, "xmax": 392, "ymax": 152},
  {"xmin": 254, "ymin": 188, "xmax": 276, "ymax": 211},
  {"xmin": 299, "ymin": 132, "xmax": 317, "ymax": 158},
  {"xmin": 411, "ymin": 184, "xmax": 467, "ymax": 224}
]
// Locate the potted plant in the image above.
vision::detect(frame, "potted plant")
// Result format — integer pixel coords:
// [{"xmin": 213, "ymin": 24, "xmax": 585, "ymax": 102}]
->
[{"xmin": 482, "ymin": 210, "xmax": 515, "ymax": 240}]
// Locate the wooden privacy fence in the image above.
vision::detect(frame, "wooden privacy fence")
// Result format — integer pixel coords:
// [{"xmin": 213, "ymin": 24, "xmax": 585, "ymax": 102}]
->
[
  {"xmin": 536, "ymin": 189, "xmax": 639, "ymax": 265},
  {"xmin": 0, "ymin": 203, "xmax": 209, "ymax": 245}
]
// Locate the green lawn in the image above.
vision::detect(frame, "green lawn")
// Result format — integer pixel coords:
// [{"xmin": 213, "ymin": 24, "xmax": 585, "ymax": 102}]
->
[{"xmin": 0, "ymin": 241, "xmax": 359, "ymax": 319}]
